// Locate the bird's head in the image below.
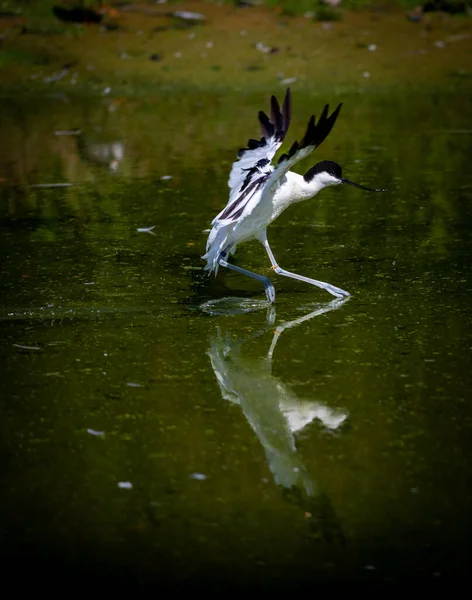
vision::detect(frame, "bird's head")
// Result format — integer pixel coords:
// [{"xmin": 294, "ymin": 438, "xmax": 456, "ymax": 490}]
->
[{"xmin": 304, "ymin": 160, "xmax": 386, "ymax": 192}]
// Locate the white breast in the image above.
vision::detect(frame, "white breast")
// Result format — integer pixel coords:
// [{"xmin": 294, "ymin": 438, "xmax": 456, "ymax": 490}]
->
[
  {"xmin": 230, "ymin": 171, "xmax": 324, "ymax": 245},
  {"xmin": 269, "ymin": 171, "xmax": 319, "ymax": 222}
]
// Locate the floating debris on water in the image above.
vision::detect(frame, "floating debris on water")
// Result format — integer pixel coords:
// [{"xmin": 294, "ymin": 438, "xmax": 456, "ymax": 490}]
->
[
  {"xmin": 29, "ymin": 183, "xmax": 73, "ymax": 188},
  {"xmin": 126, "ymin": 382, "xmax": 142, "ymax": 387},
  {"xmin": 137, "ymin": 226, "xmax": 156, "ymax": 236},
  {"xmin": 87, "ymin": 428, "xmax": 105, "ymax": 437},
  {"xmin": 117, "ymin": 481, "xmax": 133, "ymax": 489},
  {"xmin": 44, "ymin": 68, "xmax": 69, "ymax": 83},
  {"xmin": 13, "ymin": 344, "xmax": 41, "ymax": 351},
  {"xmin": 189, "ymin": 473, "xmax": 207, "ymax": 480},
  {"xmin": 54, "ymin": 130, "xmax": 81, "ymax": 136}
]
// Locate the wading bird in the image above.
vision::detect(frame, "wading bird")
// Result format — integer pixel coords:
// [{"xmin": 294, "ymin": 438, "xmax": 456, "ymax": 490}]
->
[{"xmin": 203, "ymin": 88, "xmax": 384, "ymax": 302}]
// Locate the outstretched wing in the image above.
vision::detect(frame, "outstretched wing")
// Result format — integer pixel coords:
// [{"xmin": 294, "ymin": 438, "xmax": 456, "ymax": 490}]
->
[
  {"xmin": 233, "ymin": 103, "xmax": 343, "ymax": 226},
  {"xmin": 211, "ymin": 89, "xmax": 292, "ymax": 225},
  {"xmin": 227, "ymin": 88, "xmax": 291, "ymax": 194},
  {"xmin": 264, "ymin": 103, "xmax": 342, "ymax": 194}
]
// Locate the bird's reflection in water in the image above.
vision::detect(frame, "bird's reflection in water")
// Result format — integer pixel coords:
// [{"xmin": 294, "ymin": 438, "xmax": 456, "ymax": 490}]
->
[
  {"xmin": 77, "ymin": 136, "xmax": 124, "ymax": 172},
  {"xmin": 208, "ymin": 297, "xmax": 349, "ymax": 544}
]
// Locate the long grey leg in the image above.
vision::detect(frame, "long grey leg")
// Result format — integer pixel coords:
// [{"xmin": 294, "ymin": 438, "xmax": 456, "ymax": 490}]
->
[
  {"xmin": 218, "ymin": 256, "xmax": 276, "ymax": 303},
  {"xmin": 258, "ymin": 231, "xmax": 350, "ymax": 299}
]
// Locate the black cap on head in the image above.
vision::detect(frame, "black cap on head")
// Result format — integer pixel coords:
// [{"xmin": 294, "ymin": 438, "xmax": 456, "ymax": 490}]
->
[
  {"xmin": 304, "ymin": 160, "xmax": 342, "ymax": 182},
  {"xmin": 305, "ymin": 160, "xmax": 388, "ymax": 192}
]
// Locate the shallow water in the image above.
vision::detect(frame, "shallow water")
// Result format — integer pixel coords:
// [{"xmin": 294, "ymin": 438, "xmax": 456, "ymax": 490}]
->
[{"xmin": 1, "ymin": 89, "xmax": 472, "ymax": 588}]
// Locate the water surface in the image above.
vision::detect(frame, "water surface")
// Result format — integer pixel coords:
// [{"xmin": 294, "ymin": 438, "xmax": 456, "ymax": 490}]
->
[{"xmin": 1, "ymin": 89, "xmax": 472, "ymax": 588}]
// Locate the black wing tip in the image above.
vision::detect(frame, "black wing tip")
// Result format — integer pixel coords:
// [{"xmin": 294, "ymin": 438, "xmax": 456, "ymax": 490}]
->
[
  {"xmin": 257, "ymin": 89, "xmax": 291, "ymax": 143},
  {"xmin": 271, "ymin": 94, "xmax": 283, "ymax": 133},
  {"xmin": 277, "ymin": 101, "xmax": 342, "ymax": 166},
  {"xmin": 271, "ymin": 94, "xmax": 280, "ymax": 112},
  {"xmin": 302, "ymin": 103, "xmax": 342, "ymax": 148},
  {"xmin": 250, "ymin": 90, "xmax": 292, "ymax": 150},
  {"xmin": 258, "ymin": 110, "xmax": 273, "ymax": 139},
  {"xmin": 241, "ymin": 90, "xmax": 339, "ymax": 164},
  {"xmin": 237, "ymin": 135, "xmax": 268, "ymax": 158},
  {"xmin": 330, "ymin": 102, "xmax": 343, "ymax": 121}
]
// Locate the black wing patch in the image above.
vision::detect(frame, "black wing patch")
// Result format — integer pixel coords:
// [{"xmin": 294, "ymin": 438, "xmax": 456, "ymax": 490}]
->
[
  {"xmin": 237, "ymin": 88, "xmax": 292, "ymax": 160},
  {"xmin": 240, "ymin": 158, "xmax": 270, "ymax": 192},
  {"xmin": 218, "ymin": 175, "xmax": 268, "ymax": 221},
  {"xmin": 277, "ymin": 103, "xmax": 342, "ymax": 165},
  {"xmin": 238, "ymin": 138, "xmax": 266, "ymax": 157}
]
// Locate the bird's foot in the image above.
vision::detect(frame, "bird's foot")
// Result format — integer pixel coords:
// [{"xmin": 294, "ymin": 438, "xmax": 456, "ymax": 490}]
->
[
  {"xmin": 264, "ymin": 281, "xmax": 276, "ymax": 303},
  {"xmin": 325, "ymin": 283, "xmax": 350, "ymax": 298}
]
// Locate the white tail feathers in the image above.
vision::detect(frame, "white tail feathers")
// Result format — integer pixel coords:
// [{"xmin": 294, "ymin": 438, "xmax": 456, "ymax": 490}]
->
[{"xmin": 202, "ymin": 223, "xmax": 233, "ymax": 275}]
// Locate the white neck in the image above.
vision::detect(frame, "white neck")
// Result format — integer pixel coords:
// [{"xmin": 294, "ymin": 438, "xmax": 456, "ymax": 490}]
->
[
  {"xmin": 289, "ymin": 172, "xmax": 328, "ymax": 201},
  {"xmin": 270, "ymin": 172, "xmax": 328, "ymax": 218},
  {"xmin": 267, "ymin": 171, "xmax": 341, "ymax": 225}
]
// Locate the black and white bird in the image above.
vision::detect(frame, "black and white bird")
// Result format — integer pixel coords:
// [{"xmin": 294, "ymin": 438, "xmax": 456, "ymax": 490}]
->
[{"xmin": 203, "ymin": 88, "xmax": 384, "ymax": 303}]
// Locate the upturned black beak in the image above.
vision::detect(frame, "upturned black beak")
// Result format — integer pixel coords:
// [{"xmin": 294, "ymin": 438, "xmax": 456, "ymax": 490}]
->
[{"xmin": 341, "ymin": 178, "xmax": 387, "ymax": 192}]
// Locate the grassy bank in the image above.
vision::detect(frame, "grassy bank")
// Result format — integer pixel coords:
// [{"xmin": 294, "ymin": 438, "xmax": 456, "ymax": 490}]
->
[{"xmin": 0, "ymin": 2, "xmax": 471, "ymax": 94}]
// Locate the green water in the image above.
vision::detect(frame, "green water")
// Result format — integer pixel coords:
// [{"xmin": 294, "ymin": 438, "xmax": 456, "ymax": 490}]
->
[{"xmin": 1, "ymin": 90, "xmax": 472, "ymax": 588}]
